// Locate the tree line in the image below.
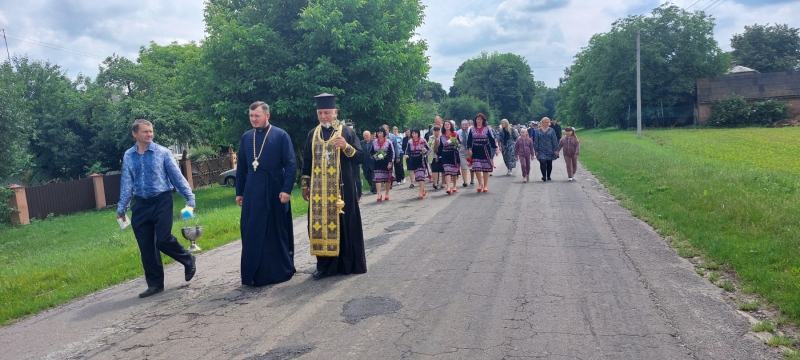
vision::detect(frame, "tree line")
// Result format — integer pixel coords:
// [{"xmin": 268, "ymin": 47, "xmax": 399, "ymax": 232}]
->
[
  {"xmin": 1, "ymin": 0, "xmax": 558, "ymax": 188},
  {"xmin": 555, "ymin": 3, "xmax": 800, "ymax": 129},
  {"xmin": 6, "ymin": 1, "xmax": 794, "ymax": 186}
]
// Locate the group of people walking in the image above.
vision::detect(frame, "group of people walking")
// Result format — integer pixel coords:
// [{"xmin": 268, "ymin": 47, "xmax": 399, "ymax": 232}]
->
[
  {"xmin": 357, "ymin": 115, "xmax": 582, "ymax": 202},
  {"xmin": 117, "ymin": 96, "xmax": 582, "ymax": 298}
]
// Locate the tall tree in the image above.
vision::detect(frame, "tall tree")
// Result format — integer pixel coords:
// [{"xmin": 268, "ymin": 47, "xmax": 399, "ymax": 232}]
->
[
  {"xmin": 449, "ymin": 52, "xmax": 536, "ymax": 123},
  {"xmin": 731, "ymin": 24, "xmax": 800, "ymax": 73},
  {"xmin": 439, "ymin": 96, "xmax": 496, "ymax": 125},
  {"xmin": 415, "ymin": 79, "xmax": 446, "ymax": 102},
  {"xmin": 532, "ymin": 81, "xmax": 559, "ymax": 120},
  {"xmin": 556, "ymin": 4, "xmax": 729, "ymax": 128},
  {"xmin": 201, "ymin": 0, "xmax": 429, "ymax": 151},
  {"xmin": 12, "ymin": 56, "xmax": 99, "ymax": 180},
  {"xmin": 0, "ymin": 63, "xmax": 33, "ymax": 181}
]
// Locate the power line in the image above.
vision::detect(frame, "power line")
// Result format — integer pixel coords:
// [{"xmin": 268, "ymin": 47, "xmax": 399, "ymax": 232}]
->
[
  {"xmin": 4, "ymin": 32, "xmax": 106, "ymax": 60},
  {"xmin": 686, "ymin": 0, "xmax": 705, "ymax": 10},
  {"xmin": 701, "ymin": 0, "xmax": 725, "ymax": 12},
  {"xmin": 706, "ymin": 0, "xmax": 729, "ymax": 12}
]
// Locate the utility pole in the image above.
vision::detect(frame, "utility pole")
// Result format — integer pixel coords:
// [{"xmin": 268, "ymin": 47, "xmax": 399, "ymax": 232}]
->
[
  {"xmin": 636, "ymin": 29, "xmax": 642, "ymax": 139},
  {"xmin": 1, "ymin": 29, "xmax": 10, "ymax": 64}
]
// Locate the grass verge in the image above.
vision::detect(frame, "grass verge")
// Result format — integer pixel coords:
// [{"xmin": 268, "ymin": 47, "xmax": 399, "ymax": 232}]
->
[
  {"xmin": 579, "ymin": 128, "xmax": 800, "ymax": 324},
  {"xmin": 0, "ymin": 185, "xmax": 307, "ymax": 325}
]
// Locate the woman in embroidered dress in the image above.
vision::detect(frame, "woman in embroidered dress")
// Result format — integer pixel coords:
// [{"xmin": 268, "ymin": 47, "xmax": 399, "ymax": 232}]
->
[
  {"xmin": 404, "ymin": 128, "xmax": 430, "ymax": 200},
  {"xmin": 533, "ymin": 117, "xmax": 560, "ymax": 182},
  {"xmin": 371, "ymin": 127, "xmax": 395, "ymax": 201},
  {"xmin": 498, "ymin": 119, "xmax": 519, "ymax": 176},
  {"xmin": 437, "ymin": 120, "xmax": 461, "ymax": 194},
  {"xmin": 428, "ymin": 126, "xmax": 443, "ymax": 189},
  {"xmin": 467, "ymin": 113, "xmax": 499, "ymax": 193}
]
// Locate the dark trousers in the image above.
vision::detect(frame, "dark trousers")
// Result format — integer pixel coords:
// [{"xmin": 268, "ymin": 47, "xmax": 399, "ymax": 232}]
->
[
  {"xmin": 539, "ymin": 160, "xmax": 553, "ymax": 179},
  {"xmin": 394, "ymin": 159, "xmax": 405, "ymax": 182},
  {"xmin": 131, "ymin": 191, "xmax": 193, "ymax": 288},
  {"xmin": 363, "ymin": 170, "xmax": 376, "ymax": 193}
]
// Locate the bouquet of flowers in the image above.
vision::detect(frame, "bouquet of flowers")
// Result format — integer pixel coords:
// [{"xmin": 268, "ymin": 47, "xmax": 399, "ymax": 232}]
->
[
  {"xmin": 449, "ymin": 133, "xmax": 458, "ymax": 146},
  {"xmin": 375, "ymin": 149, "xmax": 387, "ymax": 161},
  {"xmin": 466, "ymin": 157, "xmax": 473, "ymax": 166}
]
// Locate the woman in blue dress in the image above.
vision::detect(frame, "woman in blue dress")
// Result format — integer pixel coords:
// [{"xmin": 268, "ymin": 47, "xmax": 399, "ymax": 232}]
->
[{"xmin": 533, "ymin": 117, "xmax": 560, "ymax": 181}]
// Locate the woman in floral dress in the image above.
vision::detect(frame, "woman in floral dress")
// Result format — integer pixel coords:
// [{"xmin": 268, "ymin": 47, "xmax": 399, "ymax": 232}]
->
[
  {"xmin": 404, "ymin": 128, "xmax": 430, "ymax": 200},
  {"xmin": 437, "ymin": 120, "xmax": 461, "ymax": 194},
  {"xmin": 467, "ymin": 113, "xmax": 499, "ymax": 193},
  {"xmin": 370, "ymin": 127, "xmax": 395, "ymax": 201}
]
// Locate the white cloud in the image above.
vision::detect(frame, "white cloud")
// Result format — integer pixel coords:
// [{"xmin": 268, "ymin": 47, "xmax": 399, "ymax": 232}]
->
[{"xmin": 3, "ymin": 0, "xmax": 800, "ymax": 89}]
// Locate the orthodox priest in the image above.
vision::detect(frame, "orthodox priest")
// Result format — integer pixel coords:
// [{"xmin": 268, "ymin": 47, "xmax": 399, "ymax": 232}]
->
[
  {"xmin": 235, "ymin": 101, "xmax": 297, "ymax": 286},
  {"xmin": 301, "ymin": 93, "xmax": 367, "ymax": 280}
]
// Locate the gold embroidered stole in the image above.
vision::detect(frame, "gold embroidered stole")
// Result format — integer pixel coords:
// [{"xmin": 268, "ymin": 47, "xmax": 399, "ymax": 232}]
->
[{"xmin": 309, "ymin": 125, "xmax": 341, "ymax": 257}]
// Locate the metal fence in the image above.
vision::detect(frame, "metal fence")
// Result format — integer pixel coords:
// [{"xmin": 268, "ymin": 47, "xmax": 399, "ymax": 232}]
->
[
  {"xmin": 104, "ymin": 173, "xmax": 122, "ymax": 206},
  {"xmin": 191, "ymin": 157, "xmax": 234, "ymax": 188},
  {"xmin": 26, "ymin": 178, "xmax": 95, "ymax": 220}
]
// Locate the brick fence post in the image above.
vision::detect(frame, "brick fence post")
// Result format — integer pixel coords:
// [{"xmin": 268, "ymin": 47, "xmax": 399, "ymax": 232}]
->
[
  {"xmin": 8, "ymin": 184, "xmax": 30, "ymax": 226},
  {"xmin": 181, "ymin": 150, "xmax": 194, "ymax": 189},
  {"xmin": 90, "ymin": 173, "xmax": 107, "ymax": 210},
  {"xmin": 227, "ymin": 145, "xmax": 237, "ymax": 169}
]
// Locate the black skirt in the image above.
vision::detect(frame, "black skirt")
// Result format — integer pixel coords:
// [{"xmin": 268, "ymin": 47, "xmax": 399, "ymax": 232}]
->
[{"xmin": 430, "ymin": 159, "xmax": 444, "ymax": 172}]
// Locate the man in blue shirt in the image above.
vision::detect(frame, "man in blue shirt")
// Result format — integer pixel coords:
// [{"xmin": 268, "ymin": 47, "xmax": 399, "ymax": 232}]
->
[{"xmin": 117, "ymin": 119, "xmax": 197, "ymax": 298}]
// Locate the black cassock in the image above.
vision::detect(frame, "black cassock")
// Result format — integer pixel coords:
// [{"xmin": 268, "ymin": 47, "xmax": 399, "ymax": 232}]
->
[
  {"xmin": 302, "ymin": 125, "xmax": 367, "ymax": 276},
  {"xmin": 236, "ymin": 125, "xmax": 297, "ymax": 286}
]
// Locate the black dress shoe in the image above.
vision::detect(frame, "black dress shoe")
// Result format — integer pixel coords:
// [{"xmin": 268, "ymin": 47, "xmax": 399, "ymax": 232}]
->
[
  {"xmin": 312, "ymin": 270, "xmax": 328, "ymax": 280},
  {"xmin": 185, "ymin": 254, "xmax": 196, "ymax": 282},
  {"xmin": 139, "ymin": 286, "xmax": 164, "ymax": 298}
]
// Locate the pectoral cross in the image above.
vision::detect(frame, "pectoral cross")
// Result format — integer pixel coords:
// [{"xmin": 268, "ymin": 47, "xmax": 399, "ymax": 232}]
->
[
  {"xmin": 252, "ymin": 160, "xmax": 259, "ymax": 171},
  {"xmin": 323, "ymin": 150, "xmax": 333, "ymax": 162}
]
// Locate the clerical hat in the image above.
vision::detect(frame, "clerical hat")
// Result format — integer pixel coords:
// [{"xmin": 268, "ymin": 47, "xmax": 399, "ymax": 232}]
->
[{"xmin": 314, "ymin": 93, "xmax": 336, "ymax": 109}]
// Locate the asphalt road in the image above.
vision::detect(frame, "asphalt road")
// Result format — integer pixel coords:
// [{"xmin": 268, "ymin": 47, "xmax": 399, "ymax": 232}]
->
[{"xmin": 0, "ymin": 156, "xmax": 780, "ymax": 360}]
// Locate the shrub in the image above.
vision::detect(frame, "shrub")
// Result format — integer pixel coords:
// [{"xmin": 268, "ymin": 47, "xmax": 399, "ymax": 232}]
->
[
  {"xmin": 188, "ymin": 146, "xmax": 218, "ymax": 162},
  {"xmin": 750, "ymin": 99, "xmax": 790, "ymax": 126},
  {"xmin": 708, "ymin": 95, "xmax": 790, "ymax": 127},
  {"xmin": 0, "ymin": 187, "xmax": 14, "ymax": 225},
  {"xmin": 708, "ymin": 94, "xmax": 750, "ymax": 127}
]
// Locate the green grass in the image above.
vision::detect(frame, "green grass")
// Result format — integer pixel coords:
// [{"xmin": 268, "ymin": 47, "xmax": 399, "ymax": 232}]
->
[
  {"xmin": 0, "ymin": 185, "xmax": 308, "ymax": 325},
  {"xmin": 719, "ymin": 280, "xmax": 735, "ymax": 292},
  {"xmin": 580, "ymin": 128, "xmax": 800, "ymax": 323},
  {"xmin": 784, "ymin": 349, "xmax": 800, "ymax": 360},
  {"xmin": 738, "ymin": 300, "xmax": 761, "ymax": 311},
  {"xmin": 752, "ymin": 321, "xmax": 776, "ymax": 333},
  {"xmin": 708, "ymin": 272, "xmax": 721, "ymax": 283},
  {"xmin": 768, "ymin": 335, "xmax": 796, "ymax": 347}
]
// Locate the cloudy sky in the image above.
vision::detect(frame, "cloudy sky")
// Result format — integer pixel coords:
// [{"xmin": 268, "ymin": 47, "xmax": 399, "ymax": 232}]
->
[{"xmin": 1, "ymin": 0, "xmax": 798, "ymax": 89}]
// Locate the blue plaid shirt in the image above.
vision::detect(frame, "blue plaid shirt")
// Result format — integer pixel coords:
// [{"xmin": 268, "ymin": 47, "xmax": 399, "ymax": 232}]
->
[{"xmin": 117, "ymin": 142, "xmax": 195, "ymax": 215}]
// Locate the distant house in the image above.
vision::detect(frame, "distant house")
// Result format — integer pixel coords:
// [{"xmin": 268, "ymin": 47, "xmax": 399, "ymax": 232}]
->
[{"xmin": 696, "ymin": 69, "xmax": 800, "ymax": 124}]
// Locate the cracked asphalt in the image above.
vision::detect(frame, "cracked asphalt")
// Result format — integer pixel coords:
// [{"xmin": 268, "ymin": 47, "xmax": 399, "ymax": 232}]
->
[{"xmin": 0, "ymin": 156, "xmax": 781, "ymax": 359}]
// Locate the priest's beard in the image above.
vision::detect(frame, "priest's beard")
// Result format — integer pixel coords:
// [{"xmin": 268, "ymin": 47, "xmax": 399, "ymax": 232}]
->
[{"xmin": 320, "ymin": 115, "xmax": 338, "ymax": 129}]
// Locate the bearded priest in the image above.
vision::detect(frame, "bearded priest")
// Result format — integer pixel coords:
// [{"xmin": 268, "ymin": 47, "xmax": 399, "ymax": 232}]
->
[
  {"xmin": 235, "ymin": 101, "xmax": 297, "ymax": 286},
  {"xmin": 301, "ymin": 93, "xmax": 367, "ymax": 280}
]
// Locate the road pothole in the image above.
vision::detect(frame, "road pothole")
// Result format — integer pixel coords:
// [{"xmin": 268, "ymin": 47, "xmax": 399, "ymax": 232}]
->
[
  {"xmin": 341, "ymin": 296, "xmax": 403, "ymax": 325},
  {"xmin": 243, "ymin": 345, "xmax": 316, "ymax": 360},
  {"xmin": 386, "ymin": 221, "xmax": 415, "ymax": 232},
  {"xmin": 366, "ymin": 234, "xmax": 394, "ymax": 249}
]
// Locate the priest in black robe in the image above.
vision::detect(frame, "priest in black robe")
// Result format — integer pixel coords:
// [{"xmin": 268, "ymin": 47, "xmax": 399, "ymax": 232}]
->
[
  {"xmin": 301, "ymin": 94, "xmax": 366, "ymax": 280},
  {"xmin": 235, "ymin": 101, "xmax": 297, "ymax": 286}
]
